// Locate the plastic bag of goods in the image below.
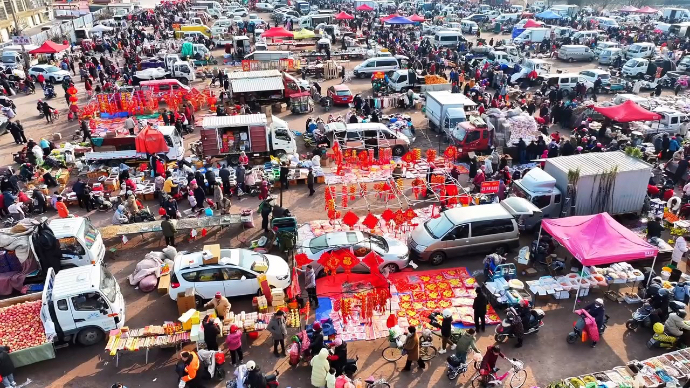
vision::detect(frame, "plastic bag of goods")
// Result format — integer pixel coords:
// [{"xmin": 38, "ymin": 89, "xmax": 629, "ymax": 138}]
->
[{"xmin": 139, "ymin": 274, "xmax": 158, "ymax": 292}]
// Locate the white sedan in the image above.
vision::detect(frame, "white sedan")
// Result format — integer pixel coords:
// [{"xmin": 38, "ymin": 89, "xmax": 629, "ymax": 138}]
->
[
  {"xmin": 298, "ymin": 231, "xmax": 411, "ymax": 276},
  {"xmin": 29, "ymin": 65, "xmax": 70, "ymax": 83},
  {"xmin": 255, "ymin": 2, "xmax": 274, "ymax": 11},
  {"xmin": 169, "ymin": 249, "xmax": 291, "ymax": 302}
]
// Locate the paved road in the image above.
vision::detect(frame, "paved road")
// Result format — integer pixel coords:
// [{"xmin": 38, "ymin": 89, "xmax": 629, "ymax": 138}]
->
[{"xmin": 1, "ymin": 14, "xmax": 677, "ymax": 388}]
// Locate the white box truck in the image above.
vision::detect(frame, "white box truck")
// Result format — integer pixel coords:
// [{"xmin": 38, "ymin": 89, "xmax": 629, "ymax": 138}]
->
[
  {"xmin": 510, "ymin": 152, "xmax": 651, "ymax": 228},
  {"xmin": 0, "ymin": 265, "xmax": 125, "ymax": 367},
  {"xmin": 425, "ymin": 91, "xmax": 476, "ymax": 133}
]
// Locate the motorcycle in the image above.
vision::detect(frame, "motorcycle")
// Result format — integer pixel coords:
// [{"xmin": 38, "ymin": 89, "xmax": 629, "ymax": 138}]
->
[
  {"xmin": 626, "ymin": 300, "xmax": 685, "ymax": 331},
  {"xmin": 265, "ymin": 370, "xmax": 280, "ymax": 388},
  {"xmin": 90, "ymin": 193, "xmax": 113, "ymax": 212},
  {"xmin": 647, "ymin": 323, "xmax": 680, "ymax": 349},
  {"xmin": 567, "ymin": 310, "xmax": 609, "ymax": 344},
  {"xmin": 494, "ymin": 307, "xmax": 545, "ymax": 343},
  {"xmin": 43, "ymin": 84, "xmax": 56, "ymax": 99},
  {"xmin": 197, "ymin": 349, "xmax": 226, "ymax": 380}
]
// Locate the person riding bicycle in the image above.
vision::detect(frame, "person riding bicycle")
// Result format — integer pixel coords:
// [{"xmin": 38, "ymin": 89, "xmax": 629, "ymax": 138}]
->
[{"xmin": 480, "ymin": 345, "xmax": 506, "ymax": 375}]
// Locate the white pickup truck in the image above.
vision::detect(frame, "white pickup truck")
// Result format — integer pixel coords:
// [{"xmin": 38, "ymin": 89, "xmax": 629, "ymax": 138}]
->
[{"xmin": 388, "ymin": 70, "xmax": 452, "ymax": 93}]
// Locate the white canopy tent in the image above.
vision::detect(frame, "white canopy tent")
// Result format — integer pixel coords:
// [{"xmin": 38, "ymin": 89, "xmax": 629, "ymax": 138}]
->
[{"xmin": 90, "ymin": 24, "xmax": 114, "ymax": 33}]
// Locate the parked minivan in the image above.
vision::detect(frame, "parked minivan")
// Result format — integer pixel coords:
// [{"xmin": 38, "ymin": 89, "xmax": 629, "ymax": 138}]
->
[
  {"xmin": 330, "ymin": 123, "xmax": 412, "ymax": 156},
  {"xmin": 433, "ymin": 30, "xmax": 465, "ymax": 47},
  {"xmin": 557, "ymin": 45, "xmax": 595, "ymax": 62},
  {"xmin": 353, "ymin": 56, "xmax": 403, "ymax": 78},
  {"xmin": 594, "ymin": 41, "xmax": 620, "ymax": 55},
  {"xmin": 408, "ymin": 198, "xmax": 539, "ymax": 265},
  {"xmin": 571, "ymin": 30, "xmax": 599, "ymax": 44},
  {"xmin": 460, "ymin": 19, "xmax": 479, "ymax": 34},
  {"xmin": 626, "ymin": 42, "xmax": 655, "ymax": 59},
  {"xmin": 493, "ymin": 13, "xmax": 519, "ymax": 23},
  {"xmin": 598, "ymin": 48, "xmax": 624, "ymax": 65},
  {"xmin": 543, "ymin": 73, "xmax": 594, "ymax": 95}
]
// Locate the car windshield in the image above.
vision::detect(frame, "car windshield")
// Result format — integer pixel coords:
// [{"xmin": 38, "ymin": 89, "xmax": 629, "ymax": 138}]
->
[
  {"xmin": 597, "ymin": 73, "xmax": 610, "ymax": 80},
  {"xmin": 336, "ymin": 90, "xmax": 351, "ymax": 96},
  {"xmin": 363, "ymin": 233, "xmax": 389, "ymax": 252},
  {"xmin": 625, "ymin": 59, "xmax": 639, "ymax": 67},
  {"xmin": 424, "ymin": 214, "xmax": 454, "ymax": 239},
  {"xmin": 100, "ymin": 266, "xmax": 118, "ymax": 303},
  {"xmin": 309, "ymin": 235, "xmax": 329, "ymax": 253},
  {"xmin": 239, "ymin": 250, "xmax": 270, "ymax": 272},
  {"xmin": 45, "ymin": 66, "xmax": 61, "ymax": 73}
]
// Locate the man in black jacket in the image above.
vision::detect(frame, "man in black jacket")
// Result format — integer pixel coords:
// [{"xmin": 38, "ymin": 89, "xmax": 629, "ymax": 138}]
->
[
  {"xmin": 219, "ymin": 165, "xmax": 232, "ymax": 196},
  {"xmin": 439, "ymin": 309, "xmax": 455, "ymax": 354},
  {"xmin": 0, "ymin": 345, "xmax": 16, "ymax": 387},
  {"xmin": 473, "ymin": 285, "xmax": 488, "ymax": 332}
]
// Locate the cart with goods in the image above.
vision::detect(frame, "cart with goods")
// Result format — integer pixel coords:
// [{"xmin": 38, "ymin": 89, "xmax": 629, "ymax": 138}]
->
[{"xmin": 602, "ymin": 78, "xmax": 629, "ymax": 94}]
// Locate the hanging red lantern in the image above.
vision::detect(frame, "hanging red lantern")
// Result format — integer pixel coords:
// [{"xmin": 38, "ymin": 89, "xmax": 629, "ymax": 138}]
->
[
  {"xmin": 69, "ymin": 95, "xmax": 78, "ymax": 103},
  {"xmin": 67, "ymin": 86, "xmax": 78, "ymax": 95}
]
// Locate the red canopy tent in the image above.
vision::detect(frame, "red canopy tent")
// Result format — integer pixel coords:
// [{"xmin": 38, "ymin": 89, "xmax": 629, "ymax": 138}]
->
[
  {"xmin": 523, "ymin": 19, "xmax": 542, "ymax": 28},
  {"xmin": 619, "ymin": 5, "xmax": 639, "ymax": 12},
  {"xmin": 335, "ymin": 11, "xmax": 354, "ymax": 20},
  {"xmin": 409, "ymin": 14, "xmax": 425, "ymax": 22},
  {"xmin": 356, "ymin": 3, "xmax": 374, "ymax": 11},
  {"xmin": 29, "ymin": 41, "xmax": 69, "ymax": 54},
  {"xmin": 593, "ymin": 100, "xmax": 661, "ymax": 122},
  {"xmin": 540, "ymin": 213, "xmax": 659, "ymax": 309},
  {"xmin": 636, "ymin": 6, "xmax": 658, "ymax": 13},
  {"xmin": 135, "ymin": 126, "xmax": 170, "ymax": 154},
  {"xmin": 261, "ymin": 26, "xmax": 294, "ymax": 38}
]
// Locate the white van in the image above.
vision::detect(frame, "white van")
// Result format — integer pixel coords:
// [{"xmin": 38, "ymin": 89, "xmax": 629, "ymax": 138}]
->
[
  {"xmin": 594, "ymin": 41, "xmax": 620, "ymax": 55},
  {"xmin": 626, "ymin": 42, "xmax": 655, "ymax": 59},
  {"xmin": 571, "ymin": 30, "xmax": 599, "ymax": 44},
  {"xmin": 543, "ymin": 73, "xmax": 594, "ymax": 95},
  {"xmin": 244, "ymin": 50, "xmax": 293, "ymax": 60},
  {"xmin": 433, "ymin": 30, "xmax": 465, "ymax": 47},
  {"xmin": 598, "ymin": 48, "xmax": 624, "ymax": 65},
  {"xmin": 460, "ymin": 19, "xmax": 479, "ymax": 34},
  {"xmin": 513, "ymin": 28, "xmax": 550, "ymax": 45},
  {"xmin": 353, "ymin": 56, "xmax": 401, "ymax": 78},
  {"xmin": 329, "ymin": 122, "xmax": 412, "ymax": 156},
  {"xmin": 557, "ymin": 45, "xmax": 595, "ymax": 62}
]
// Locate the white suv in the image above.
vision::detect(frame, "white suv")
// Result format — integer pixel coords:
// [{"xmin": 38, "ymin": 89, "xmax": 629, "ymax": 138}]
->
[{"xmin": 169, "ymin": 248, "xmax": 291, "ymax": 303}]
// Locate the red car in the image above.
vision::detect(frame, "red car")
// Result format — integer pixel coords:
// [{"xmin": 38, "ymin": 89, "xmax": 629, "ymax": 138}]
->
[{"xmin": 327, "ymin": 85, "xmax": 354, "ymax": 105}]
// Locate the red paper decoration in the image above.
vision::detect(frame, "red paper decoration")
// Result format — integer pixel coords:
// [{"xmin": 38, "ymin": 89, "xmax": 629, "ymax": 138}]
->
[
  {"xmin": 393, "ymin": 209, "xmax": 406, "ymax": 225},
  {"xmin": 295, "ymin": 253, "xmax": 311, "ymax": 267},
  {"xmin": 318, "ymin": 251, "xmax": 342, "ymax": 274},
  {"xmin": 381, "ymin": 209, "xmax": 395, "ymax": 222},
  {"xmin": 362, "ymin": 213, "xmax": 379, "ymax": 229},
  {"xmin": 339, "ymin": 250, "xmax": 361, "ymax": 273},
  {"xmin": 341, "ymin": 211, "xmax": 359, "ymax": 227},
  {"xmin": 444, "ymin": 146, "xmax": 458, "ymax": 160},
  {"xmin": 362, "ymin": 251, "xmax": 384, "ymax": 275},
  {"xmin": 404, "ymin": 208, "xmax": 417, "ymax": 222}
]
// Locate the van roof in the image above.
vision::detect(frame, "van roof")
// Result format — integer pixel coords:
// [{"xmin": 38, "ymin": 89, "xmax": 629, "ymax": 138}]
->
[
  {"xmin": 427, "ymin": 91, "xmax": 477, "ymax": 106},
  {"xmin": 435, "ymin": 30, "xmax": 463, "ymax": 35},
  {"xmin": 49, "ymin": 218, "xmax": 84, "ymax": 239},
  {"xmin": 53, "ymin": 265, "xmax": 102, "ymax": 299},
  {"xmin": 444, "ymin": 203, "xmax": 512, "ymax": 224},
  {"xmin": 631, "ymin": 42, "xmax": 655, "ymax": 46},
  {"xmin": 339, "ymin": 122, "xmax": 389, "ymax": 131}
]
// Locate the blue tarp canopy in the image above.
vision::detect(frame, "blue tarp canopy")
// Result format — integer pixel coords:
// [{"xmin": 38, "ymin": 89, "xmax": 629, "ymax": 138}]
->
[
  {"xmin": 385, "ymin": 16, "xmax": 415, "ymax": 24},
  {"xmin": 511, "ymin": 27, "xmax": 525, "ymax": 38},
  {"xmin": 536, "ymin": 10, "xmax": 562, "ymax": 19}
]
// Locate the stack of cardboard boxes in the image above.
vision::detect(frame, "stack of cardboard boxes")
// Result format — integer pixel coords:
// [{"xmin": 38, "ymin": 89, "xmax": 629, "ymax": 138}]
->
[{"xmin": 271, "ymin": 288, "xmax": 285, "ymax": 309}]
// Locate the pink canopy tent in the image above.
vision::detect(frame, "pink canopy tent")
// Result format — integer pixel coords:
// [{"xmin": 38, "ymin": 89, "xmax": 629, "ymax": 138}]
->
[
  {"xmin": 541, "ymin": 213, "xmax": 659, "ymax": 310},
  {"xmin": 261, "ymin": 26, "xmax": 294, "ymax": 38},
  {"xmin": 619, "ymin": 5, "xmax": 639, "ymax": 12},
  {"xmin": 593, "ymin": 100, "xmax": 662, "ymax": 122},
  {"xmin": 636, "ymin": 6, "xmax": 658, "ymax": 13},
  {"xmin": 409, "ymin": 14, "xmax": 425, "ymax": 22},
  {"xmin": 356, "ymin": 3, "xmax": 374, "ymax": 11},
  {"xmin": 335, "ymin": 11, "xmax": 354, "ymax": 20}
]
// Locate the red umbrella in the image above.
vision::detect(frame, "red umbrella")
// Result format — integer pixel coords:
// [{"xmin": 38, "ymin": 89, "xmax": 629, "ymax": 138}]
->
[
  {"xmin": 356, "ymin": 3, "xmax": 373, "ymax": 11},
  {"xmin": 409, "ymin": 14, "xmax": 425, "ymax": 22},
  {"xmin": 29, "ymin": 40, "xmax": 69, "ymax": 54},
  {"xmin": 335, "ymin": 11, "xmax": 354, "ymax": 20},
  {"xmin": 261, "ymin": 26, "xmax": 294, "ymax": 38},
  {"xmin": 636, "ymin": 6, "xmax": 658, "ymax": 13}
]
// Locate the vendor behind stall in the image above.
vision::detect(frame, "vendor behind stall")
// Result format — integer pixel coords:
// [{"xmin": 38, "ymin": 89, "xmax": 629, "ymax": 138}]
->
[{"xmin": 204, "ymin": 291, "xmax": 230, "ymax": 320}]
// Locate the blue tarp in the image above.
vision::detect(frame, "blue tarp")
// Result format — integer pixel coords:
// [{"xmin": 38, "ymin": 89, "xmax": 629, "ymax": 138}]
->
[
  {"xmin": 385, "ymin": 16, "xmax": 415, "ymax": 24},
  {"xmin": 512, "ymin": 27, "xmax": 525, "ymax": 38},
  {"xmin": 536, "ymin": 10, "xmax": 562, "ymax": 19}
]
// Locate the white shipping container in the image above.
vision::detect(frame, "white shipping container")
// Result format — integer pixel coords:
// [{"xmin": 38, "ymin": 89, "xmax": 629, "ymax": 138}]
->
[{"xmin": 544, "ymin": 151, "xmax": 651, "ymax": 217}]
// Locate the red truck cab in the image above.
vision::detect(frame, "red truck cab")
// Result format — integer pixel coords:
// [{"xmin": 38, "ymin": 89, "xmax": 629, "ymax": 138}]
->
[{"xmin": 448, "ymin": 122, "xmax": 491, "ymax": 159}]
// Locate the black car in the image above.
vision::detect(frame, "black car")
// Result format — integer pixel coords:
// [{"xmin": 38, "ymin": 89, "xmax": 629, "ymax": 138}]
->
[{"xmin": 467, "ymin": 14, "xmax": 490, "ymax": 23}]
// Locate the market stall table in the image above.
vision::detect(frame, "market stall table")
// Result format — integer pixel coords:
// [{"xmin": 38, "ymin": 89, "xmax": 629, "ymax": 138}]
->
[{"xmin": 100, "ymin": 214, "xmax": 242, "ymax": 240}]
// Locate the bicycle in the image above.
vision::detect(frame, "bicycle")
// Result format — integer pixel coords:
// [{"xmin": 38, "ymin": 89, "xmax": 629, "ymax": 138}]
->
[
  {"xmin": 471, "ymin": 358, "xmax": 527, "ymax": 388},
  {"xmin": 381, "ymin": 333, "xmax": 437, "ymax": 362},
  {"xmin": 356, "ymin": 376, "xmax": 391, "ymax": 388}
]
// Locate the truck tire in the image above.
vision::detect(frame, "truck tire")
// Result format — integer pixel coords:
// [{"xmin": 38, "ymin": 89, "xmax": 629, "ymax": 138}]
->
[
  {"xmin": 77, "ymin": 327, "xmax": 104, "ymax": 346},
  {"xmin": 273, "ymin": 149, "xmax": 286, "ymax": 158},
  {"xmin": 229, "ymin": 154, "xmax": 240, "ymax": 165}
]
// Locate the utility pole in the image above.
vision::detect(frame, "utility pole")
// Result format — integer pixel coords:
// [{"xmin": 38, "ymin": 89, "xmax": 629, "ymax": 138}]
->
[{"xmin": 6, "ymin": 0, "xmax": 30, "ymax": 69}]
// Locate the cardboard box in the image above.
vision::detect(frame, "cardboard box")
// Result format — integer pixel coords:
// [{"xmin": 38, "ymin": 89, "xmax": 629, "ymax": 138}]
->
[
  {"xmin": 157, "ymin": 274, "xmax": 170, "ymax": 295},
  {"xmin": 202, "ymin": 244, "xmax": 221, "ymax": 265},
  {"xmin": 177, "ymin": 287, "xmax": 196, "ymax": 316}
]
